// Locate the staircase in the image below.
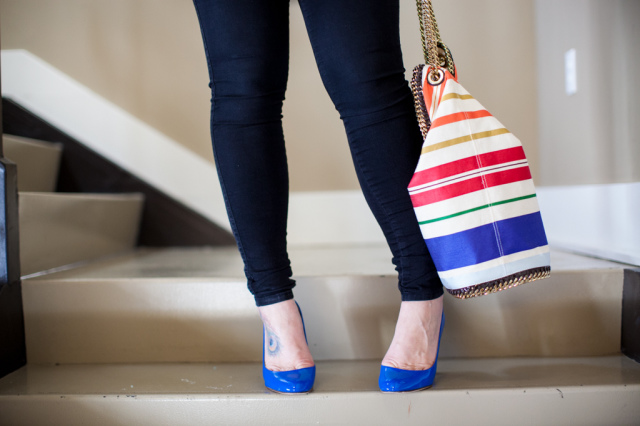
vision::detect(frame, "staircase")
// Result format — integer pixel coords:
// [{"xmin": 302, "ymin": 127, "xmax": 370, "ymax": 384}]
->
[
  {"xmin": 0, "ymin": 133, "xmax": 639, "ymax": 425},
  {"xmin": 3, "ymin": 134, "xmax": 143, "ymax": 277}
]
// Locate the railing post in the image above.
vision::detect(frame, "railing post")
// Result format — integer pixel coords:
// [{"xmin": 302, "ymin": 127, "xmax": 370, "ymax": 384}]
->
[{"xmin": 0, "ymin": 32, "xmax": 26, "ymax": 378}]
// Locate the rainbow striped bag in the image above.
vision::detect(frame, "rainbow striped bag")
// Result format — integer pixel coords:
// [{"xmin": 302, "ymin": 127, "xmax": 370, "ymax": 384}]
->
[{"xmin": 409, "ymin": 1, "xmax": 550, "ymax": 299}]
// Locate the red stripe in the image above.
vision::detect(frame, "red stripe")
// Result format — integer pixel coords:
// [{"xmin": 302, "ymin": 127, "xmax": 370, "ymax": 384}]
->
[
  {"xmin": 410, "ymin": 146, "xmax": 527, "ymax": 188},
  {"xmin": 431, "ymin": 109, "xmax": 492, "ymax": 128},
  {"xmin": 410, "ymin": 166, "xmax": 532, "ymax": 207}
]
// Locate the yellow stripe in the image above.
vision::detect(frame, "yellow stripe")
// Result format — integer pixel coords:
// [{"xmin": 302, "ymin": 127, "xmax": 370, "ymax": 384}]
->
[
  {"xmin": 421, "ymin": 128, "xmax": 511, "ymax": 154},
  {"xmin": 441, "ymin": 93, "xmax": 474, "ymax": 102}
]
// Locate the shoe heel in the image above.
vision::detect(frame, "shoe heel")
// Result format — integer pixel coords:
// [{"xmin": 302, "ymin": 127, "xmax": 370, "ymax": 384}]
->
[
  {"xmin": 262, "ymin": 301, "xmax": 316, "ymax": 393},
  {"xmin": 379, "ymin": 312, "xmax": 445, "ymax": 392}
]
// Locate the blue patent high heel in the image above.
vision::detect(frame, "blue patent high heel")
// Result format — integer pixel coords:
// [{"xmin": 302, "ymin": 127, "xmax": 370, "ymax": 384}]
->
[
  {"xmin": 262, "ymin": 301, "xmax": 315, "ymax": 393},
  {"xmin": 378, "ymin": 312, "xmax": 445, "ymax": 392}
]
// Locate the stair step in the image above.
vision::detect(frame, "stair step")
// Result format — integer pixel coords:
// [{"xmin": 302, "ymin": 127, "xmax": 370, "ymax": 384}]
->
[
  {"xmin": 22, "ymin": 246, "xmax": 625, "ymax": 363},
  {"xmin": 0, "ymin": 356, "xmax": 638, "ymax": 425},
  {"xmin": 19, "ymin": 192, "xmax": 144, "ymax": 276},
  {"xmin": 3, "ymin": 134, "xmax": 63, "ymax": 192}
]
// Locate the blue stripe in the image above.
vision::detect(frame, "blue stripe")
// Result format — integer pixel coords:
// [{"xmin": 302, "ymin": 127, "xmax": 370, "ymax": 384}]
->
[{"xmin": 425, "ymin": 212, "xmax": 548, "ymax": 271}]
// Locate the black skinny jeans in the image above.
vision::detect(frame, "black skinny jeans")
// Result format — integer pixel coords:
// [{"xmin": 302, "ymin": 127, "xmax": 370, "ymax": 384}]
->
[{"xmin": 192, "ymin": 0, "xmax": 443, "ymax": 306}]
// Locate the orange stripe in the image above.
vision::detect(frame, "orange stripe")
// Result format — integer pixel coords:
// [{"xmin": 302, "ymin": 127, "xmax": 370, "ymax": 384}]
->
[
  {"xmin": 422, "ymin": 66, "xmax": 457, "ymax": 112},
  {"xmin": 431, "ymin": 110, "xmax": 492, "ymax": 128}
]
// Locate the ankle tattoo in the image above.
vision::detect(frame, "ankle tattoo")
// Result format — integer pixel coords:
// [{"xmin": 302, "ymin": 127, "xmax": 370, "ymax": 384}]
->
[{"xmin": 265, "ymin": 327, "xmax": 281, "ymax": 357}]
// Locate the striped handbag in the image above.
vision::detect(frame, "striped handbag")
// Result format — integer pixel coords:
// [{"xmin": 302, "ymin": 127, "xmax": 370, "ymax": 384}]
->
[{"xmin": 409, "ymin": 0, "xmax": 550, "ymax": 299}]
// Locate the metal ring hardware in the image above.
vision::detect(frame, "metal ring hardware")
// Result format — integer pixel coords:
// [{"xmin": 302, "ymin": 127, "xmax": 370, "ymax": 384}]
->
[{"xmin": 427, "ymin": 68, "xmax": 445, "ymax": 86}]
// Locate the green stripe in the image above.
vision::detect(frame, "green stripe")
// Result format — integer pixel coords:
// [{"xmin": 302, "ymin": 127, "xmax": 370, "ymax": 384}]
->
[{"xmin": 418, "ymin": 194, "xmax": 537, "ymax": 225}]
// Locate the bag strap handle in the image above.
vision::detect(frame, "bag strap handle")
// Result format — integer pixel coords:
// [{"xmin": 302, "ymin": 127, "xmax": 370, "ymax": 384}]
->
[{"xmin": 416, "ymin": 0, "xmax": 455, "ymax": 78}]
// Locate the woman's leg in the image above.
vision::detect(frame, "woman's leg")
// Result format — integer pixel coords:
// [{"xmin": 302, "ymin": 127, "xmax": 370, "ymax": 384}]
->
[
  {"xmin": 192, "ymin": 0, "xmax": 313, "ymax": 371},
  {"xmin": 297, "ymin": 0, "xmax": 444, "ymax": 369},
  {"xmin": 192, "ymin": 0, "xmax": 293, "ymax": 307}
]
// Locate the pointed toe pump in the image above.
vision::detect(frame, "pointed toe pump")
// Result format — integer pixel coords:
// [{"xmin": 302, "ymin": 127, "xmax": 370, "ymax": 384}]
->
[
  {"xmin": 379, "ymin": 313, "xmax": 445, "ymax": 393},
  {"xmin": 262, "ymin": 302, "xmax": 316, "ymax": 394}
]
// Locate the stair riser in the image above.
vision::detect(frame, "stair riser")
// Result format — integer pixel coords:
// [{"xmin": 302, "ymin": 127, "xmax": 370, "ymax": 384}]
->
[
  {"xmin": 3, "ymin": 134, "xmax": 62, "ymax": 192},
  {"xmin": 22, "ymin": 269, "xmax": 623, "ymax": 364},
  {"xmin": 19, "ymin": 193, "xmax": 144, "ymax": 276}
]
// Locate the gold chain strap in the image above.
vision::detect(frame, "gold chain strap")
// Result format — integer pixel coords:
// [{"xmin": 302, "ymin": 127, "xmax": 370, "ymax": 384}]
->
[
  {"xmin": 410, "ymin": 64, "xmax": 430, "ymax": 139},
  {"xmin": 421, "ymin": 0, "xmax": 440, "ymax": 69},
  {"xmin": 416, "ymin": 0, "xmax": 428, "ymax": 64},
  {"xmin": 415, "ymin": 0, "xmax": 455, "ymax": 77}
]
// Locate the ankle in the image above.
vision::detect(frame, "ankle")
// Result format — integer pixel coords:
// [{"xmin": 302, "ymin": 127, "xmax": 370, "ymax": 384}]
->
[
  {"xmin": 381, "ymin": 296, "xmax": 444, "ymax": 370},
  {"xmin": 259, "ymin": 300, "xmax": 315, "ymax": 371}
]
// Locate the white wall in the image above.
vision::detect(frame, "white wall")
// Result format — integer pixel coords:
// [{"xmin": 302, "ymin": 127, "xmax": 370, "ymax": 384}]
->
[
  {"xmin": 534, "ymin": 0, "xmax": 640, "ymax": 265},
  {"xmin": 536, "ymin": 0, "xmax": 640, "ymax": 186}
]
